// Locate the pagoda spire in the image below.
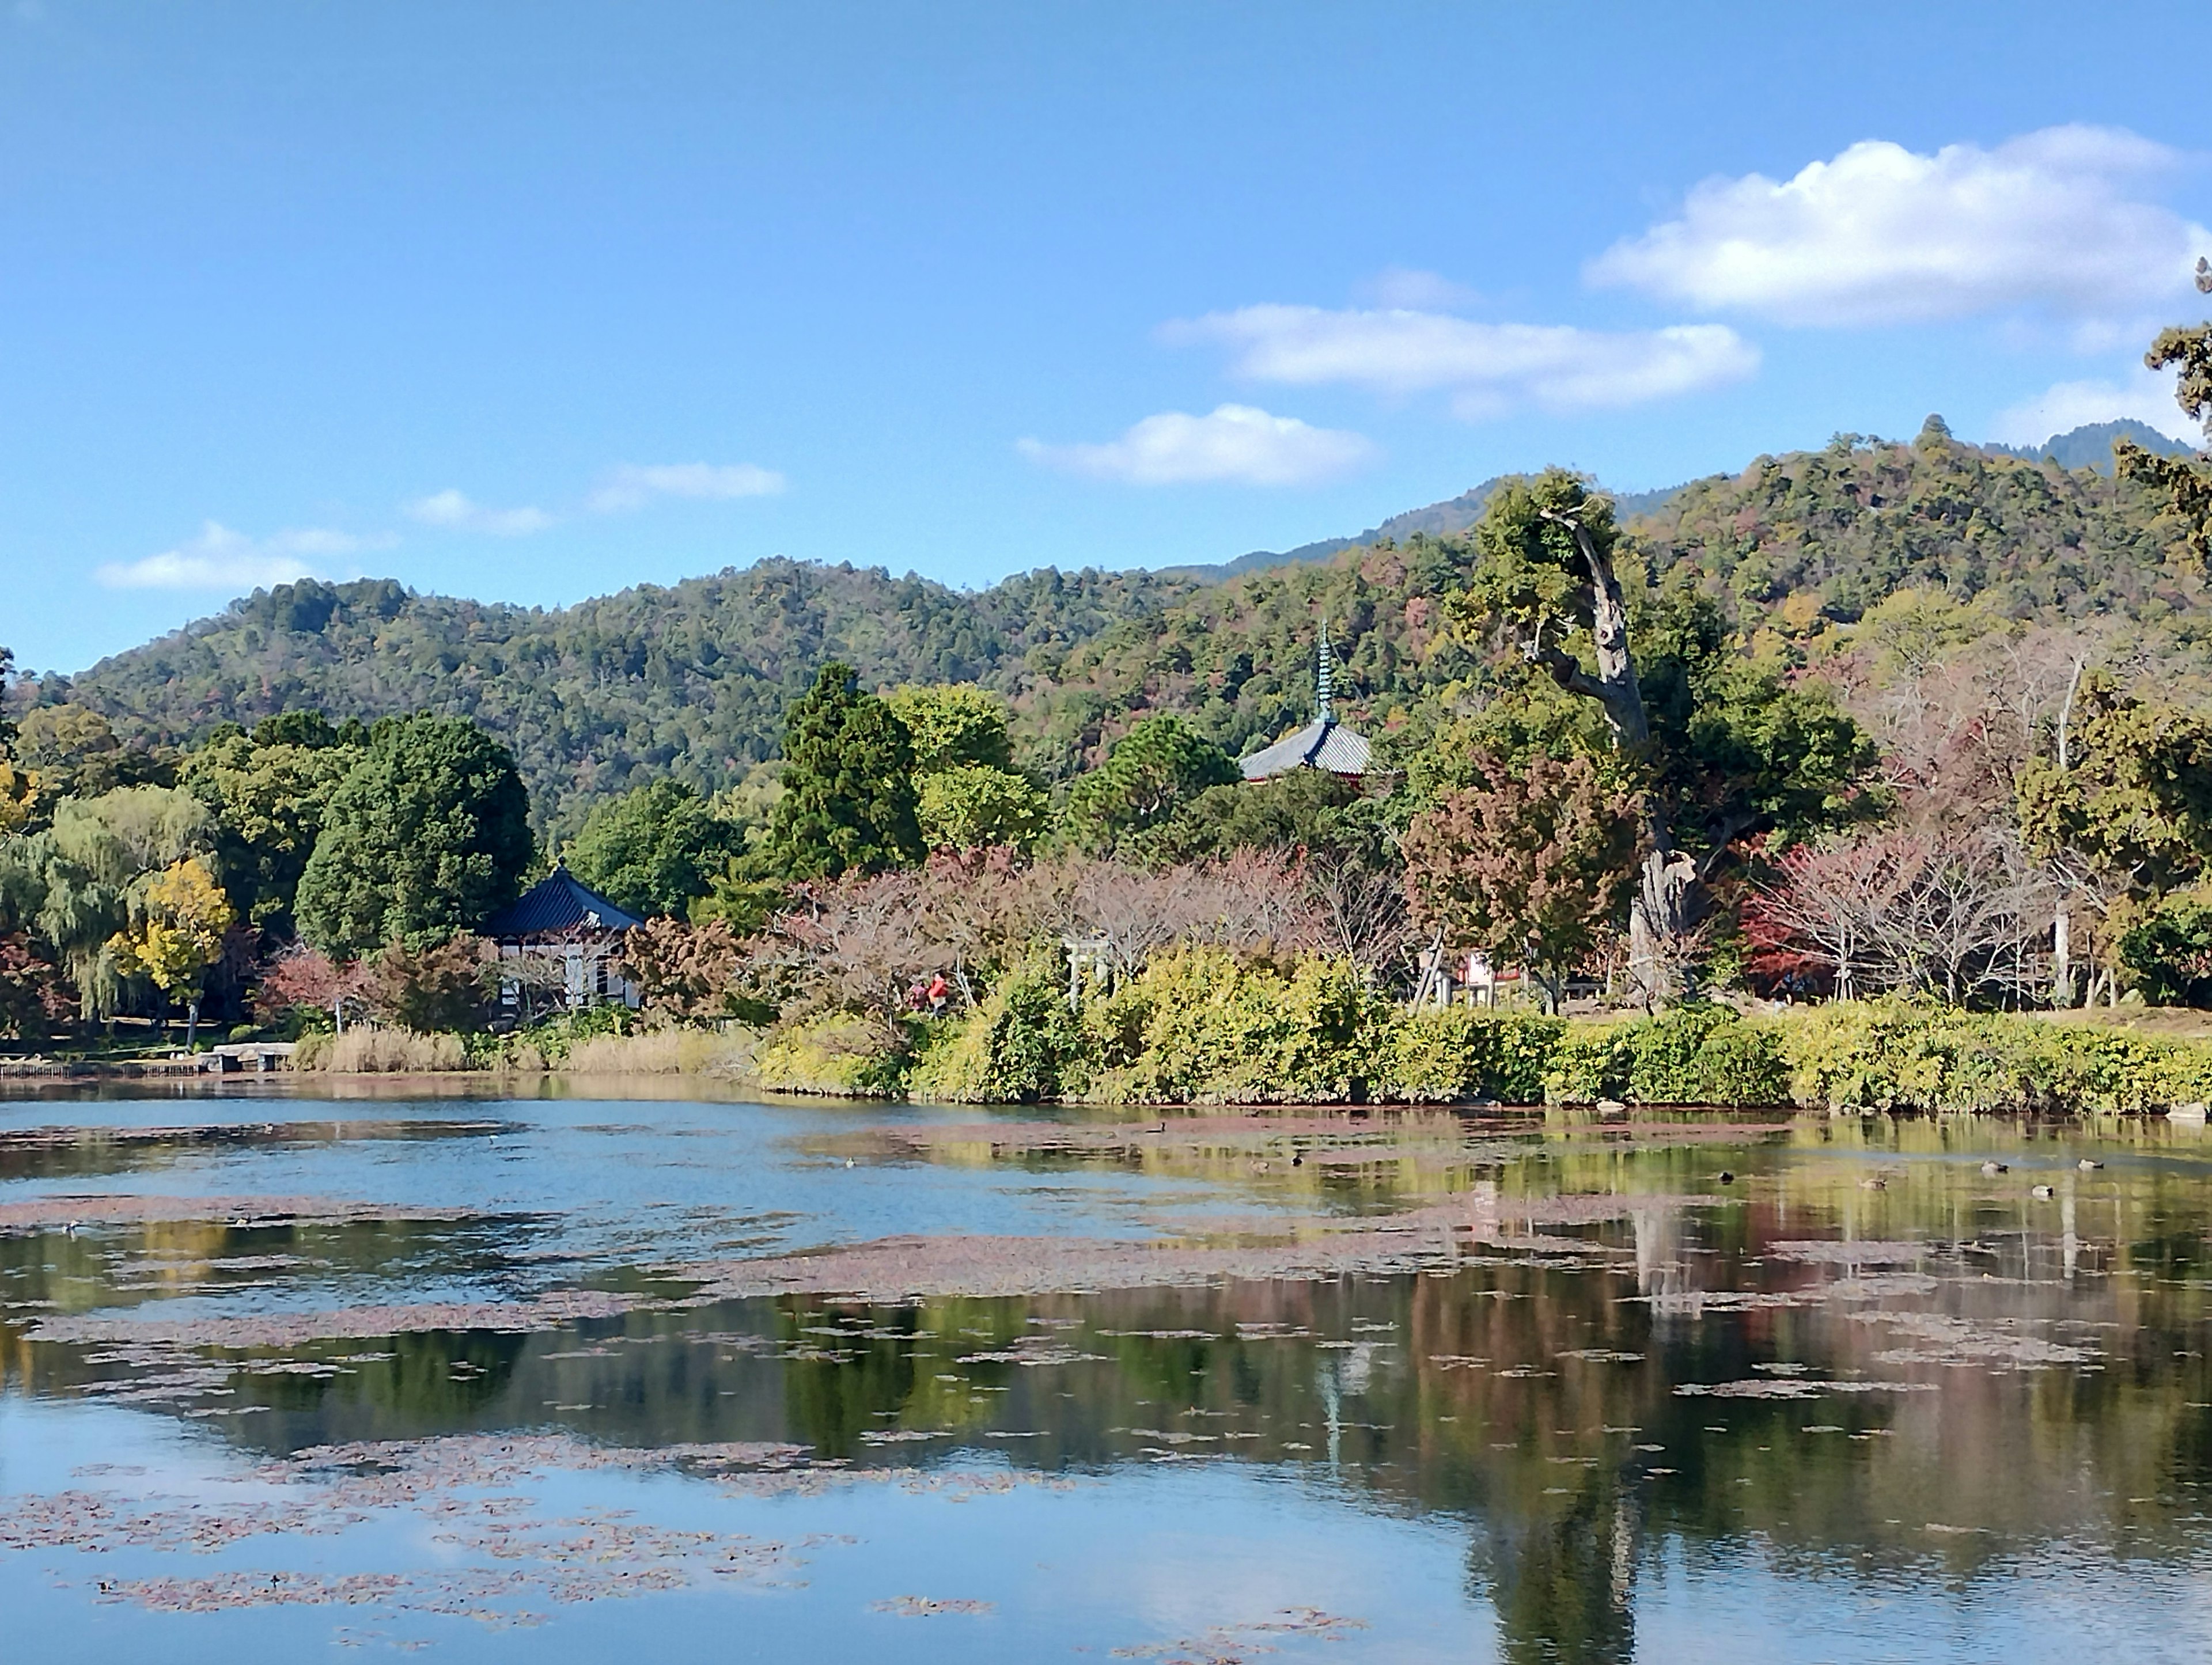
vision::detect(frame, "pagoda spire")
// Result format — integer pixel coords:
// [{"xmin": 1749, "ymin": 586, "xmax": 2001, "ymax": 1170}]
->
[{"xmin": 1316, "ymin": 624, "xmax": 1335, "ymax": 723}]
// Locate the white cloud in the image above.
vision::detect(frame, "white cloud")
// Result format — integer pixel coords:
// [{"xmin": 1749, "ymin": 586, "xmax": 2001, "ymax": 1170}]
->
[
  {"xmin": 1355, "ymin": 266, "xmax": 1483, "ymax": 310},
  {"xmin": 1991, "ymin": 361, "xmax": 2206, "ymax": 448},
  {"xmin": 1171, "ymin": 304, "xmax": 1758, "ymax": 417},
  {"xmin": 96, "ymin": 521, "xmax": 378, "ymax": 591},
  {"xmin": 403, "ymin": 488, "xmax": 556, "ymax": 536},
  {"xmin": 586, "ymin": 462, "xmax": 786, "ymax": 514},
  {"xmin": 1589, "ymin": 124, "xmax": 2212, "ymax": 329},
  {"xmin": 1017, "ymin": 404, "xmax": 1376, "ymax": 486}
]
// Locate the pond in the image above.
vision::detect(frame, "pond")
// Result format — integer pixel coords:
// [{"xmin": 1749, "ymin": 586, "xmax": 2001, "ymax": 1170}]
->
[{"xmin": 3, "ymin": 1080, "xmax": 2211, "ymax": 1662}]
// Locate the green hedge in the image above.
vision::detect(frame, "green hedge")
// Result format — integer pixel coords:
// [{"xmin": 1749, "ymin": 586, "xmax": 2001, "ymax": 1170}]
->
[{"xmin": 885, "ymin": 952, "xmax": 2212, "ymax": 1113}]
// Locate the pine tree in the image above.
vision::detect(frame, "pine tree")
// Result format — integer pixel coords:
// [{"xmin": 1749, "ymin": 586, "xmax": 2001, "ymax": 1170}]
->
[{"xmin": 763, "ymin": 664, "xmax": 924, "ymax": 879}]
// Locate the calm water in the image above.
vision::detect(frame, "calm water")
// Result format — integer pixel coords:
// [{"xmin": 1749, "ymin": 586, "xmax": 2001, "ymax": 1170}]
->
[{"xmin": 5, "ymin": 1081, "xmax": 2212, "ymax": 1662}]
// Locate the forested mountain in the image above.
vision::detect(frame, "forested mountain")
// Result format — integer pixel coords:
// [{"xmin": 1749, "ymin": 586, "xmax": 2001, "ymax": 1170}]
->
[
  {"xmin": 1990, "ymin": 418, "xmax": 2196, "ymax": 472},
  {"xmin": 1161, "ymin": 476, "xmax": 1688, "ymax": 583},
  {"xmin": 26, "ymin": 423, "xmax": 2207, "ymax": 830}
]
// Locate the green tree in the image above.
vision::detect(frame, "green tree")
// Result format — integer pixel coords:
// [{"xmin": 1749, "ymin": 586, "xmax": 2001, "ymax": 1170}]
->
[
  {"xmin": 294, "ymin": 714, "xmax": 535, "ymax": 956},
  {"xmin": 885, "ymin": 683, "xmax": 1017, "ymax": 772},
  {"xmin": 1145, "ymin": 767, "xmax": 1394, "ymax": 870},
  {"xmin": 567, "ymin": 778, "xmax": 739, "ymax": 916},
  {"xmin": 1060, "ymin": 715, "xmax": 1236, "ymax": 855},
  {"xmin": 1402, "ymin": 749, "xmax": 1638, "ymax": 1012},
  {"xmin": 762, "ymin": 664, "xmax": 923, "ymax": 880},
  {"xmin": 0, "ymin": 784, "xmax": 218, "ymax": 1019},
  {"xmin": 2017, "ymin": 674, "xmax": 2212, "ymax": 896},
  {"xmin": 182, "ymin": 714, "xmax": 363, "ymax": 934},
  {"xmin": 916, "ymin": 764, "xmax": 1051, "ymax": 852},
  {"xmin": 1450, "ymin": 472, "xmax": 1872, "ymax": 998},
  {"xmin": 2116, "ymin": 257, "xmax": 2212, "ymax": 571}
]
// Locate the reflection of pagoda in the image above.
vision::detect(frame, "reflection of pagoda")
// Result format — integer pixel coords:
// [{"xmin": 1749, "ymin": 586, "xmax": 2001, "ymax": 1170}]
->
[{"xmin": 1238, "ymin": 626, "xmax": 1373, "ymax": 782}]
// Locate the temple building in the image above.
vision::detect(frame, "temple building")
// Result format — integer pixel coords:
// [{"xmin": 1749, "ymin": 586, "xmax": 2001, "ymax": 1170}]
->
[
  {"xmin": 481, "ymin": 865, "xmax": 643, "ymax": 1016},
  {"xmin": 1237, "ymin": 627, "xmax": 1374, "ymax": 782}
]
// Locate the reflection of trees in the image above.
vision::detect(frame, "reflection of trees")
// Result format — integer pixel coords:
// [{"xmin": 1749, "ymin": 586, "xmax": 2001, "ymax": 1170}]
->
[
  {"xmin": 14, "ymin": 1113, "xmax": 2212, "ymax": 1660},
  {"xmin": 1475, "ymin": 1484, "xmax": 1637, "ymax": 1665}
]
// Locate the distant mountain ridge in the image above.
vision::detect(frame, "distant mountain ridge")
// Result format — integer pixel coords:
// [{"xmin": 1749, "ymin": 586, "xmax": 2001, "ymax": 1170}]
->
[
  {"xmin": 1987, "ymin": 418, "xmax": 2198, "ymax": 473},
  {"xmin": 1158, "ymin": 477, "xmax": 1694, "ymax": 585},
  {"xmin": 28, "ymin": 422, "xmax": 2204, "ymax": 830}
]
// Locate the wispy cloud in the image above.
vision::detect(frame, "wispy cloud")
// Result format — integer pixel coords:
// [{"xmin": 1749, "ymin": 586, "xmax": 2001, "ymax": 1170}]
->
[
  {"xmin": 1171, "ymin": 305, "xmax": 1756, "ymax": 418},
  {"xmin": 1354, "ymin": 266, "xmax": 1483, "ymax": 310},
  {"xmin": 586, "ymin": 462, "xmax": 786, "ymax": 513},
  {"xmin": 1017, "ymin": 404, "xmax": 1376, "ymax": 486},
  {"xmin": 1992, "ymin": 361, "xmax": 2206, "ymax": 449},
  {"xmin": 403, "ymin": 489, "xmax": 556, "ymax": 536},
  {"xmin": 96, "ymin": 522, "xmax": 380, "ymax": 591},
  {"xmin": 1588, "ymin": 125, "xmax": 2212, "ymax": 332}
]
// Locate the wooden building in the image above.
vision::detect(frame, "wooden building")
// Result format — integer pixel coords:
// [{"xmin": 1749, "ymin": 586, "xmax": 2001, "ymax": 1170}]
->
[{"xmin": 481, "ymin": 866, "xmax": 643, "ymax": 1017}]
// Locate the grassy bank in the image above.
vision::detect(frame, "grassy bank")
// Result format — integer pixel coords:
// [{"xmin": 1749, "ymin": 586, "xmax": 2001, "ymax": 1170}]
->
[
  {"xmin": 293, "ymin": 1022, "xmax": 758, "ymax": 1077},
  {"xmin": 268, "ymin": 946, "xmax": 2212, "ymax": 1113}
]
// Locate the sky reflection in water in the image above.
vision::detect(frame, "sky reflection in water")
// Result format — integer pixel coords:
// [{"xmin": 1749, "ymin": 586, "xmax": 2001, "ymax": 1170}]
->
[{"xmin": 4, "ymin": 1083, "xmax": 2212, "ymax": 1662}]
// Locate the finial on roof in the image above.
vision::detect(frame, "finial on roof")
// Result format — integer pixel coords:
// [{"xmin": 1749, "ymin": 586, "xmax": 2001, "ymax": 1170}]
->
[{"xmin": 1316, "ymin": 624, "xmax": 1335, "ymax": 724}]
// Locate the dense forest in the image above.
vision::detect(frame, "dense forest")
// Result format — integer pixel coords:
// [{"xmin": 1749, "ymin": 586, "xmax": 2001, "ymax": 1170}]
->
[{"xmin": 20, "ymin": 422, "xmax": 2210, "ymax": 835}]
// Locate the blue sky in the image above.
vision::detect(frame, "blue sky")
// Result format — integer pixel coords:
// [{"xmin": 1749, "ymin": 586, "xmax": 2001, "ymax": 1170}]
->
[{"xmin": 3, "ymin": 2, "xmax": 2209, "ymax": 674}]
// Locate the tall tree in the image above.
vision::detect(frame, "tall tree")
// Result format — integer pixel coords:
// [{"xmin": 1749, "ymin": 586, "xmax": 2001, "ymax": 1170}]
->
[
  {"xmin": 294, "ymin": 714, "xmax": 535, "ymax": 957},
  {"xmin": 182, "ymin": 714, "xmax": 363, "ymax": 934},
  {"xmin": 2116, "ymin": 257, "xmax": 2212, "ymax": 570},
  {"xmin": 0, "ymin": 784, "xmax": 217, "ymax": 1018},
  {"xmin": 884, "ymin": 683, "xmax": 1017, "ymax": 772},
  {"xmin": 1449, "ymin": 471, "xmax": 1872, "ymax": 999},
  {"xmin": 762, "ymin": 663, "xmax": 924, "ymax": 880},
  {"xmin": 567, "ymin": 778, "xmax": 739, "ymax": 916}
]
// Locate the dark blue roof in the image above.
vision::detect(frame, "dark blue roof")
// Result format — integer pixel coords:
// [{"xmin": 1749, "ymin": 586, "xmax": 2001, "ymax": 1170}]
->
[{"xmin": 481, "ymin": 867, "xmax": 643, "ymax": 938}]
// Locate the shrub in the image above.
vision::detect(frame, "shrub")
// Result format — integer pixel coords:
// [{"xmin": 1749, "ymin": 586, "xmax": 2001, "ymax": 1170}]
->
[
  {"xmin": 1543, "ymin": 1026, "xmax": 1630, "ymax": 1104},
  {"xmin": 1381, "ymin": 1009, "xmax": 1563, "ymax": 1104},
  {"xmin": 909, "ymin": 950, "xmax": 1090, "ymax": 1103},
  {"xmin": 2119, "ymin": 891, "xmax": 2212, "ymax": 1008},
  {"xmin": 755, "ymin": 1012, "xmax": 916, "ymax": 1097},
  {"xmin": 1685, "ymin": 1021, "xmax": 1791, "ymax": 1106}
]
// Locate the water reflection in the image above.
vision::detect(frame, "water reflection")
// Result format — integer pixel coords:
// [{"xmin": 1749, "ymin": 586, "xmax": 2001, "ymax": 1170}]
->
[{"xmin": 2, "ymin": 1090, "xmax": 2212, "ymax": 1660}]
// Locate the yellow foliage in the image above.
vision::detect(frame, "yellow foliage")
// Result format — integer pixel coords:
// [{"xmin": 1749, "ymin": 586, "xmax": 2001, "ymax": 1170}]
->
[{"xmin": 108, "ymin": 856, "xmax": 233, "ymax": 996}]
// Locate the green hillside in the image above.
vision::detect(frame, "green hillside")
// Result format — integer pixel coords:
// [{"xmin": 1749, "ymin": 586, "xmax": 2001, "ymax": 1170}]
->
[{"xmin": 28, "ymin": 425, "xmax": 2206, "ymax": 830}]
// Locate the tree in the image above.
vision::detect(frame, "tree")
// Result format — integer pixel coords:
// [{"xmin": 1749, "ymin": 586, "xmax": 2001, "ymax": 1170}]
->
[
  {"xmin": 1746, "ymin": 825, "xmax": 2052, "ymax": 1006},
  {"xmin": 615, "ymin": 915, "xmax": 749, "ymax": 1023},
  {"xmin": 762, "ymin": 663, "xmax": 924, "ymax": 880},
  {"xmin": 257, "ymin": 942, "xmax": 372, "ymax": 1032},
  {"xmin": 916, "ymin": 763, "xmax": 1051, "ymax": 851},
  {"xmin": 9, "ymin": 706, "xmax": 175, "ymax": 823},
  {"xmin": 108, "ymin": 856, "xmax": 234, "ymax": 1046},
  {"xmin": 0, "ymin": 784, "xmax": 218, "ymax": 1019},
  {"xmin": 182, "ymin": 714, "xmax": 363, "ymax": 934},
  {"xmin": 2016, "ymin": 674, "xmax": 2212, "ymax": 898},
  {"xmin": 567, "ymin": 779, "xmax": 739, "ymax": 916},
  {"xmin": 0, "ymin": 932, "xmax": 67, "ymax": 1039},
  {"xmin": 1449, "ymin": 471, "xmax": 1873, "ymax": 999},
  {"xmin": 294, "ymin": 714, "xmax": 535, "ymax": 957},
  {"xmin": 1060, "ymin": 715, "xmax": 1236, "ymax": 855},
  {"xmin": 2116, "ymin": 257, "xmax": 2212, "ymax": 571},
  {"xmin": 358, "ymin": 933, "xmax": 495, "ymax": 1032},
  {"xmin": 1402, "ymin": 750, "xmax": 1638, "ymax": 1012},
  {"xmin": 884, "ymin": 683, "xmax": 1017, "ymax": 772}
]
